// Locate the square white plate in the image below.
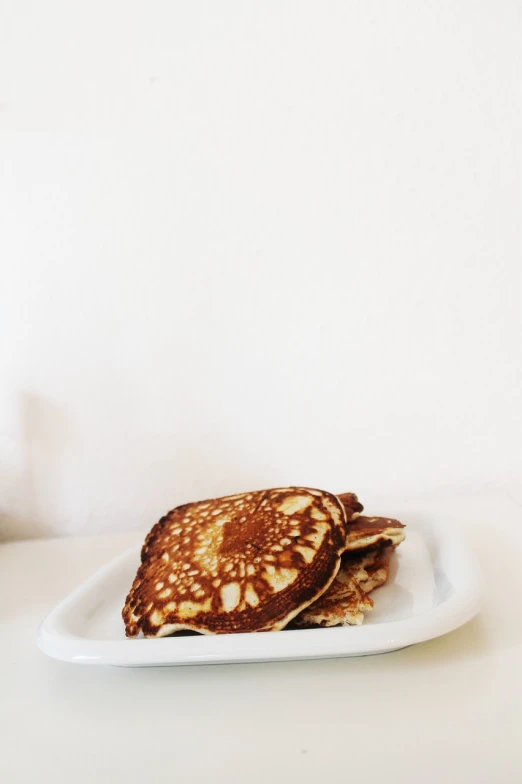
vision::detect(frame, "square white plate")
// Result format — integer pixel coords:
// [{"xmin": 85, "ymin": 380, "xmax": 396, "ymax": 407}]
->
[{"xmin": 37, "ymin": 513, "xmax": 483, "ymax": 666}]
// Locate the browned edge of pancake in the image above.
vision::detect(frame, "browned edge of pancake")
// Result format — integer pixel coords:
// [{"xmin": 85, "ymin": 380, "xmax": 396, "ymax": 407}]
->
[
  {"xmin": 337, "ymin": 492, "xmax": 364, "ymax": 523},
  {"xmin": 344, "ymin": 515, "xmax": 406, "ymax": 550}
]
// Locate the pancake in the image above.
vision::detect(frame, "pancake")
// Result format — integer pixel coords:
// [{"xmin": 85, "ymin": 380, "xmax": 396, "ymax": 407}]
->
[
  {"xmin": 358, "ymin": 543, "xmax": 394, "ymax": 592},
  {"xmin": 293, "ymin": 543, "xmax": 395, "ymax": 628},
  {"xmin": 123, "ymin": 487, "xmax": 347, "ymax": 637},
  {"xmin": 336, "ymin": 492, "xmax": 364, "ymax": 525},
  {"xmin": 344, "ymin": 515, "xmax": 405, "ymax": 551}
]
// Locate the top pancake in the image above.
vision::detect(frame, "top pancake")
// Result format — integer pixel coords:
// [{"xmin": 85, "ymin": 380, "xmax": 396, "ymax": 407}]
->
[{"xmin": 123, "ymin": 487, "xmax": 347, "ymax": 637}]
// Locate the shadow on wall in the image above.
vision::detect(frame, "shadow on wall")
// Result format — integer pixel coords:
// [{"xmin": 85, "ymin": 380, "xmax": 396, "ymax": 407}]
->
[
  {"xmin": 0, "ymin": 393, "xmax": 73, "ymax": 542},
  {"xmin": 129, "ymin": 395, "xmax": 285, "ymax": 534},
  {"xmin": 1, "ymin": 391, "xmax": 285, "ymax": 541},
  {"xmin": 163, "ymin": 429, "xmax": 282, "ymax": 506}
]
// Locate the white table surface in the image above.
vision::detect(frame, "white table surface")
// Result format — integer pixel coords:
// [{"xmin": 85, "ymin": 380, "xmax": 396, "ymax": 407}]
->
[{"xmin": 2, "ymin": 489, "xmax": 522, "ymax": 784}]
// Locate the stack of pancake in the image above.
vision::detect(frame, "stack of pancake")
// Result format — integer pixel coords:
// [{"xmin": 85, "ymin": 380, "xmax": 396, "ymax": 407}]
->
[{"xmin": 123, "ymin": 487, "xmax": 405, "ymax": 637}]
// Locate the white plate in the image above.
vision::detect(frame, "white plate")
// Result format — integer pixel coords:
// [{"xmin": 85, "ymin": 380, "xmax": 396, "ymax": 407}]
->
[{"xmin": 37, "ymin": 514, "xmax": 483, "ymax": 666}]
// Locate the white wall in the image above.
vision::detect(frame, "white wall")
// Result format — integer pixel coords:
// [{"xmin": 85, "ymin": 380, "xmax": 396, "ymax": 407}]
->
[{"xmin": 1, "ymin": 2, "xmax": 521, "ymax": 540}]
